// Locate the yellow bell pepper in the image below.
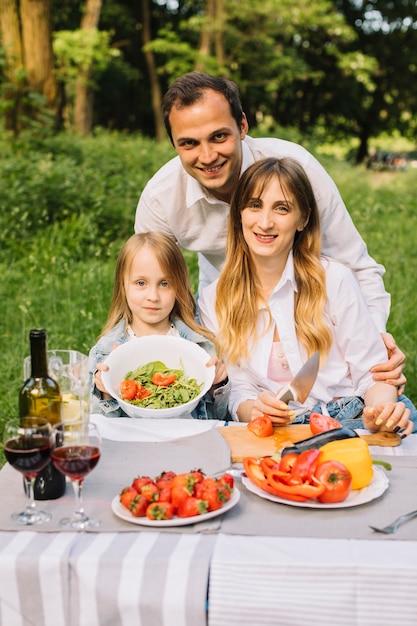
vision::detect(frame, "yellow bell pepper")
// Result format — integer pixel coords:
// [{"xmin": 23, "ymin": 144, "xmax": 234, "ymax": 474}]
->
[{"xmin": 318, "ymin": 437, "xmax": 374, "ymax": 490}]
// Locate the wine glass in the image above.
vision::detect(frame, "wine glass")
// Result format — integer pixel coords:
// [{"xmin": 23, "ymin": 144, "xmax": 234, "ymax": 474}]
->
[
  {"xmin": 3, "ymin": 417, "xmax": 54, "ymax": 525},
  {"xmin": 51, "ymin": 422, "xmax": 101, "ymax": 530}
]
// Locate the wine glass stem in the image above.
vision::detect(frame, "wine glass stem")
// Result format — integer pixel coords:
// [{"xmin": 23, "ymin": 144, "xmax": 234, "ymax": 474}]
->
[
  {"xmin": 71, "ymin": 479, "xmax": 86, "ymax": 518},
  {"xmin": 24, "ymin": 476, "xmax": 37, "ymax": 514}
]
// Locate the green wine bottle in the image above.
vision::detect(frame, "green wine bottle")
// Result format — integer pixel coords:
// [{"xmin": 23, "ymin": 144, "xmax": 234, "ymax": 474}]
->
[{"xmin": 19, "ymin": 329, "xmax": 66, "ymax": 499}]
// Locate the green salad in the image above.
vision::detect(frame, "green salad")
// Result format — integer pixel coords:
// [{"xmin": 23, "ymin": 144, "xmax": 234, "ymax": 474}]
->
[{"xmin": 122, "ymin": 360, "xmax": 203, "ymax": 409}]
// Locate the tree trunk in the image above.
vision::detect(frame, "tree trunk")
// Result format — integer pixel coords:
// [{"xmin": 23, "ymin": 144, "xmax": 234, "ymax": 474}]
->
[
  {"xmin": 195, "ymin": 0, "xmax": 215, "ymax": 72},
  {"xmin": 73, "ymin": 0, "xmax": 102, "ymax": 135},
  {"xmin": 20, "ymin": 0, "xmax": 58, "ymax": 107},
  {"xmin": 141, "ymin": 0, "xmax": 164, "ymax": 141},
  {"xmin": 214, "ymin": 0, "xmax": 225, "ymax": 68},
  {"xmin": 356, "ymin": 125, "xmax": 371, "ymax": 164},
  {"xmin": 0, "ymin": 0, "xmax": 25, "ymax": 131}
]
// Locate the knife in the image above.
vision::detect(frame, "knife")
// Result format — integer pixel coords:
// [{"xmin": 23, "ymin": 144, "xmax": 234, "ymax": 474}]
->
[{"xmin": 275, "ymin": 351, "xmax": 320, "ymax": 404}]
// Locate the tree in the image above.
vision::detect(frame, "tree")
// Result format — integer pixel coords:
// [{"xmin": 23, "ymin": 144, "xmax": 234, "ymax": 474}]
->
[
  {"xmin": 0, "ymin": 0, "xmax": 59, "ymax": 133},
  {"xmin": 73, "ymin": 0, "xmax": 102, "ymax": 135},
  {"xmin": 335, "ymin": 0, "xmax": 417, "ymax": 161},
  {"xmin": 141, "ymin": 0, "xmax": 164, "ymax": 140}
]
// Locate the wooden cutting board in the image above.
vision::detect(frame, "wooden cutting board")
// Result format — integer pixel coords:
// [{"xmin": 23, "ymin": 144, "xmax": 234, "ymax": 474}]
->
[{"xmin": 218, "ymin": 424, "xmax": 401, "ymax": 463}]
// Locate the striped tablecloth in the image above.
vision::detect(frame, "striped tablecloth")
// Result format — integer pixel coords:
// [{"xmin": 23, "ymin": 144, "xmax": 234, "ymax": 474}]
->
[
  {"xmin": 0, "ymin": 529, "xmax": 216, "ymax": 626},
  {"xmin": 1, "ymin": 425, "xmax": 417, "ymax": 626}
]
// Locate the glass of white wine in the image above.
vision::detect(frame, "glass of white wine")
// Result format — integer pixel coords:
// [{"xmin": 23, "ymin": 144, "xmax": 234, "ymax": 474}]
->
[{"xmin": 24, "ymin": 350, "xmax": 90, "ymax": 426}]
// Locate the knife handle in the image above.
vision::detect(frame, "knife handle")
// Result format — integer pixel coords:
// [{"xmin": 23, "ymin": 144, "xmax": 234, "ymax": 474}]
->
[{"xmin": 276, "ymin": 384, "xmax": 297, "ymax": 404}]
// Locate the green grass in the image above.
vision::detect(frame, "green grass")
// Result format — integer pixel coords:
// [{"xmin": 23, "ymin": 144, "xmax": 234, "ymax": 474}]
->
[{"xmin": 1, "ymin": 130, "xmax": 416, "ymax": 467}]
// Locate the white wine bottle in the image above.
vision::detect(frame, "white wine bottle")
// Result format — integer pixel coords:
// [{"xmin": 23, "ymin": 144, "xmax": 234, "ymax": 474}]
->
[{"xmin": 19, "ymin": 329, "xmax": 66, "ymax": 499}]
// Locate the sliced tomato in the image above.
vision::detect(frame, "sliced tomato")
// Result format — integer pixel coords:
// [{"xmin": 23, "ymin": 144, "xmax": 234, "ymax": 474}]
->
[
  {"xmin": 309, "ymin": 413, "xmax": 341, "ymax": 435},
  {"xmin": 136, "ymin": 384, "xmax": 152, "ymax": 400},
  {"xmin": 120, "ymin": 379, "xmax": 138, "ymax": 400},
  {"xmin": 151, "ymin": 372, "xmax": 177, "ymax": 386},
  {"xmin": 314, "ymin": 460, "xmax": 352, "ymax": 503},
  {"xmin": 247, "ymin": 414, "xmax": 274, "ymax": 438}
]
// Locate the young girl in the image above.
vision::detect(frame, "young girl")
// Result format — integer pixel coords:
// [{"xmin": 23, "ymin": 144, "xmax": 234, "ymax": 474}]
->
[
  {"xmin": 199, "ymin": 157, "xmax": 414, "ymax": 434},
  {"xmin": 89, "ymin": 232, "xmax": 229, "ymax": 419}
]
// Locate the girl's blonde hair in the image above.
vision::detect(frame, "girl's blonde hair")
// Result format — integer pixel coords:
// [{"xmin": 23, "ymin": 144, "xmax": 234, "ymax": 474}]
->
[
  {"xmin": 100, "ymin": 232, "xmax": 214, "ymax": 342},
  {"xmin": 215, "ymin": 157, "xmax": 332, "ymax": 365}
]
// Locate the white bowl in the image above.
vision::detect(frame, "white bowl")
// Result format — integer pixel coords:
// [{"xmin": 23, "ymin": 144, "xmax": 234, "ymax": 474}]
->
[{"xmin": 101, "ymin": 336, "xmax": 215, "ymax": 418}]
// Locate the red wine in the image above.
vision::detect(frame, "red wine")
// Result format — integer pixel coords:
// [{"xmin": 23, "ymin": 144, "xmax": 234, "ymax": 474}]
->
[
  {"xmin": 51, "ymin": 446, "xmax": 100, "ymax": 481},
  {"xmin": 5, "ymin": 436, "xmax": 52, "ymax": 478}
]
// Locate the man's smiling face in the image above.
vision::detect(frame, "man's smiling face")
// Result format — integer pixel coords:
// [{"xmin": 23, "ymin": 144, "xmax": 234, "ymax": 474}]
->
[{"xmin": 169, "ymin": 89, "xmax": 248, "ymax": 203}]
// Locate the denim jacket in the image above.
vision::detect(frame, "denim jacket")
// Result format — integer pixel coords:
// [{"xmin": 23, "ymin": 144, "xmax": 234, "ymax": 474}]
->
[{"xmin": 88, "ymin": 319, "xmax": 230, "ymax": 420}]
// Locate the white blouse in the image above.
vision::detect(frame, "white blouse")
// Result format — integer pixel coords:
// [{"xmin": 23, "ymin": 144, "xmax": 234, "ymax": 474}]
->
[{"xmin": 199, "ymin": 252, "xmax": 388, "ymax": 419}]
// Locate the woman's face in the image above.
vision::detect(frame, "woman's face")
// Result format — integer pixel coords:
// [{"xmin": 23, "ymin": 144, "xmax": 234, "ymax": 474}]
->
[{"xmin": 241, "ymin": 175, "xmax": 305, "ymax": 264}]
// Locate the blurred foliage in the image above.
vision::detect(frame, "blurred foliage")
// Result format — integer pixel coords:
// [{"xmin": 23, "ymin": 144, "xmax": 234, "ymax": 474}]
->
[{"xmin": 0, "ymin": 131, "xmax": 416, "ymax": 470}]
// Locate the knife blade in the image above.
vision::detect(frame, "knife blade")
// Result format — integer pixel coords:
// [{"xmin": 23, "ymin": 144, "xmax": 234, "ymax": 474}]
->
[{"xmin": 275, "ymin": 351, "xmax": 320, "ymax": 404}]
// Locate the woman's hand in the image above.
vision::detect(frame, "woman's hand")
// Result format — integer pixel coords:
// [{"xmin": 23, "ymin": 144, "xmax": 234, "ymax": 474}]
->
[
  {"xmin": 370, "ymin": 333, "xmax": 406, "ymax": 395},
  {"xmin": 250, "ymin": 390, "xmax": 295, "ymax": 425},
  {"xmin": 206, "ymin": 356, "xmax": 228, "ymax": 386},
  {"xmin": 363, "ymin": 401, "xmax": 412, "ymax": 436}
]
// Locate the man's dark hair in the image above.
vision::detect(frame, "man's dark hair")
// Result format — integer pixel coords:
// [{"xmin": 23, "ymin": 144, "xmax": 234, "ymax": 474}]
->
[{"xmin": 162, "ymin": 72, "xmax": 244, "ymax": 143}]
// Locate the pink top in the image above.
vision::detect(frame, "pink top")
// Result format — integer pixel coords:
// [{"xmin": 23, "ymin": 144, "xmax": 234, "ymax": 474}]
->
[{"xmin": 267, "ymin": 341, "xmax": 293, "ymax": 383}]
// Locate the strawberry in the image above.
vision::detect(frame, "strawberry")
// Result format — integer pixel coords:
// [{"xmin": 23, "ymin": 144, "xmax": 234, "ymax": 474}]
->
[
  {"xmin": 171, "ymin": 485, "xmax": 192, "ymax": 510},
  {"xmin": 177, "ymin": 497, "xmax": 208, "ymax": 518},
  {"xmin": 140, "ymin": 482, "xmax": 159, "ymax": 502},
  {"xmin": 120, "ymin": 486, "xmax": 138, "ymax": 510},
  {"xmin": 131, "ymin": 476, "xmax": 154, "ymax": 491},
  {"xmin": 218, "ymin": 473, "xmax": 234, "ymax": 490},
  {"xmin": 129, "ymin": 494, "xmax": 148, "ymax": 517},
  {"xmin": 155, "ymin": 470, "xmax": 177, "ymax": 490},
  {"xmin": 146, "ymin": 502, "xmax": 175, "ymax": 520}
]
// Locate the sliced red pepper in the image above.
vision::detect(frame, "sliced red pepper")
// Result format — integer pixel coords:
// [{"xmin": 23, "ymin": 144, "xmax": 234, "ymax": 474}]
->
[
  {"xmin": 243, "ymin": 457, "xmax": 323, "ymax": 502},
  {"xmin": 260, "ymin": 457, "xmax": 280, "ymax": 475},
  {"xmin": 279, "ymin": 452, "xmax": 299, "ymax": 474},
  {"xmin": 264, "ymin": 467, "xmax": 326, "ymax": 501},
  {"xmin": 290, "ymin": 449, "xmax": 321, "ymax": 483}
]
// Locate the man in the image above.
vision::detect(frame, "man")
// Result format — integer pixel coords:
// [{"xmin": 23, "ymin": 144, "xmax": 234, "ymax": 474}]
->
[{"xmin": 135, "ymin": 71, "xmax": 408, "ymax": 397}]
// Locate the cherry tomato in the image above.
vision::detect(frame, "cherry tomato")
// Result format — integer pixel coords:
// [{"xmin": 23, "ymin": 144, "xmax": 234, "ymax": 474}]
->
[
  {"xmin": 309, "ymin": 413, "xmax": 341, "ymax": 435},
  {"xmin": 314, "ymin": 460, "xmax": 352, "ymax": 503},
  {"xmin": 120, "ymin": 379, "xmax": 138, "ymax": 400},
  {"xmin": 247, "ymin": 414, "xmax": 274, "ymax": 437},
  {"xmin": 152, "ymin": 372, "xmax": 177, "ymax": 386}
]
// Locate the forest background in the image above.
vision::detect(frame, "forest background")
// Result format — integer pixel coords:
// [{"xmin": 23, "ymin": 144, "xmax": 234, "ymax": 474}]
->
[{"xmin": 0, "ymin": 0, "xmax": 416, "ymax": 444}]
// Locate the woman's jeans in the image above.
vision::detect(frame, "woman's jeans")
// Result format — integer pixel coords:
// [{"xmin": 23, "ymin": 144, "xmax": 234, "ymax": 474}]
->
[{"xmin": 292, "ymin": 393, "xmax": 417, "ymax": 432}]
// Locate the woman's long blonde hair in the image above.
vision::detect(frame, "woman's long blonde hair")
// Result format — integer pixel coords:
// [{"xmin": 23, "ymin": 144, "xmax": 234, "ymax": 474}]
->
[
  {"xmin": 99, "ymin": 232, "xmax": 215, "ymax": 342},
  {"xmin": 215, "ymin": 157, "xmax": 332, "ymax": 365}
]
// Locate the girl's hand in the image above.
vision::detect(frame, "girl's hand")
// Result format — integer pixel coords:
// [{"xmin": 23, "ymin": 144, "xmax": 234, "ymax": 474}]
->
[
  {"xmin": 94, "ymin": 362, "xmax": 110, "ymax": 396},
  {"xmin": 251, "ymin": 390, "xmax": 295, "ymax": 425},
  {"xmin": 363, "ymin": 401, "xmax": 412, "ymax": 436}
]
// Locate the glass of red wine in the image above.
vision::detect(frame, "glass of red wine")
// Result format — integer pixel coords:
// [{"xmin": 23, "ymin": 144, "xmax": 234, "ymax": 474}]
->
[
  {"xmin": 3, "ymin": 416, "xmax": 54, "ymax": 525},
  {"xmin": 51, "ymin": 421, "xmax": 101, "ymax": 530}
]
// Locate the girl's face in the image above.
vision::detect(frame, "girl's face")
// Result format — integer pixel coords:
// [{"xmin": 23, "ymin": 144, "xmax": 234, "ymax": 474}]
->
[
  {"xmin": 241, "ymin": 175, "xmax": 305, "ymax": 264},
  {"xmin": 125, "ymin": 244, "xmax": 176, "ymax": 335}
]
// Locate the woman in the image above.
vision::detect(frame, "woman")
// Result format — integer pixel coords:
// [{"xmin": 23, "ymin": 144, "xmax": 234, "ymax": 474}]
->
[{"xmin": 199, "ymin": 157, "xmax": 413, "ymax": 434}]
